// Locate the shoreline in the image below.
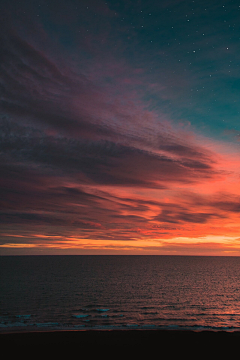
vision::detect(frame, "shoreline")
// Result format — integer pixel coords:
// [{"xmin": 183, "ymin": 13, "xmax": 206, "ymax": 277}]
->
[{"xmin": 2, "ymin": 327, "xmax": 240, "ymax": 333}]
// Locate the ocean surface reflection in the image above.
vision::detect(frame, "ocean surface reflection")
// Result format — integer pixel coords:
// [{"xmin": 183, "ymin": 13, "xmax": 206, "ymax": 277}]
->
[{"xmin": 1, "ymin": 255, "xmax": 240, "ymax": 332}]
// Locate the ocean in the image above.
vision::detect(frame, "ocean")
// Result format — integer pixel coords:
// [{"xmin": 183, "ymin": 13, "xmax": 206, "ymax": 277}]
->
[{"xmin": 1, "ymin": 255, "xmax": 240, "ymax": 332}]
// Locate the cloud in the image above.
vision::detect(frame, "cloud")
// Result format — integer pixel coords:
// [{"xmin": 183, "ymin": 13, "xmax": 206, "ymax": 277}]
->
[
  {"xmin": 1, "ymin": 117, "xmax": 218, "ymax": 190},
  {"xmin": 0, "ymin": 32, "xmax": 111, "ymax": 138},
  {"xmin": 155, "ymin": 209, "xmax": 219, "ymax": 224},
  {"xmin": 210, "ymin": 198, "xmax": 240, "ymax": 213}
]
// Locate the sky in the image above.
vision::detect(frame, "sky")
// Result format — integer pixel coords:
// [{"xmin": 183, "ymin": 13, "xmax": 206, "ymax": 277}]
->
[{"xmin": 1, "ymin": 0, "xmax": 240, "ymax": 255}]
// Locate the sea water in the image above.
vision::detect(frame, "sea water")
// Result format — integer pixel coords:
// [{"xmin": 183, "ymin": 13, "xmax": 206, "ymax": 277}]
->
[{"xmin": 1, "ymin": 255, "xmax": 240, "ymax": 332}]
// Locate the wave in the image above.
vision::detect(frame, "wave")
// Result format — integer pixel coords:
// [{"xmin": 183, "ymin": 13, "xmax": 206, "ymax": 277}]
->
[
  {"xmin": 15, "ymin": 314, "xmax": 32, "ymax": 318},
  {"xmin": 1, "ymin": 321, "xmax": 240, "ymax": 332},
  {"xmin": 35, "ymin": 322, "xmax": 59, "ymax": 327}
]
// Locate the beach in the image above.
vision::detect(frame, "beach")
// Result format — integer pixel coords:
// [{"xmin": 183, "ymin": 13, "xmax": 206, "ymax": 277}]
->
[{"xmin": 1, "ymin": 330, "xmax": 240, "ymax": 355}]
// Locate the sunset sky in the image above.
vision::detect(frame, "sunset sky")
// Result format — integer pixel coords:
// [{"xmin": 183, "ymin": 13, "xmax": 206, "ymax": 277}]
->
[{"xmin": 1, "ymin": 0, "xmax": 240, "ymax": 255}]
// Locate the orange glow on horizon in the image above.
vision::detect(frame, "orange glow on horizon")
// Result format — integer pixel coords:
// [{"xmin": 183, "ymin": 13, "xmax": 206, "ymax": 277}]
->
[{"xmin": 1, "ymin": 233, "xmax": 240, "ymax": 256}]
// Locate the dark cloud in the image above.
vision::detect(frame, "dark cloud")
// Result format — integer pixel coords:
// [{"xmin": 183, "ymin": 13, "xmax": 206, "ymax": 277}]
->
[
  {"xmin": 0, "ymin": 31, "xmax": 119, "ymax": 141},
  {"xmin": 210, "ymin": 200, "xmax": 240, "ymax": 213},
  {"xmin": 155, "ymin": 209, "xmax": 219, "ymax": 224},
  {"xmin": 0, "ymin": 28, "xmax": 219, "ymax": 192},
  {"xmin": 1, "ymin": 115, "xmax": 218, "ymax": 192}
]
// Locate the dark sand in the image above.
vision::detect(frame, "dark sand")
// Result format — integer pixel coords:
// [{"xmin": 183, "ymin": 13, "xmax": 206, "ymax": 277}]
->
[{"xmin": 1, "ymin": 330, "xmax": 239, "ymax": 355}]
